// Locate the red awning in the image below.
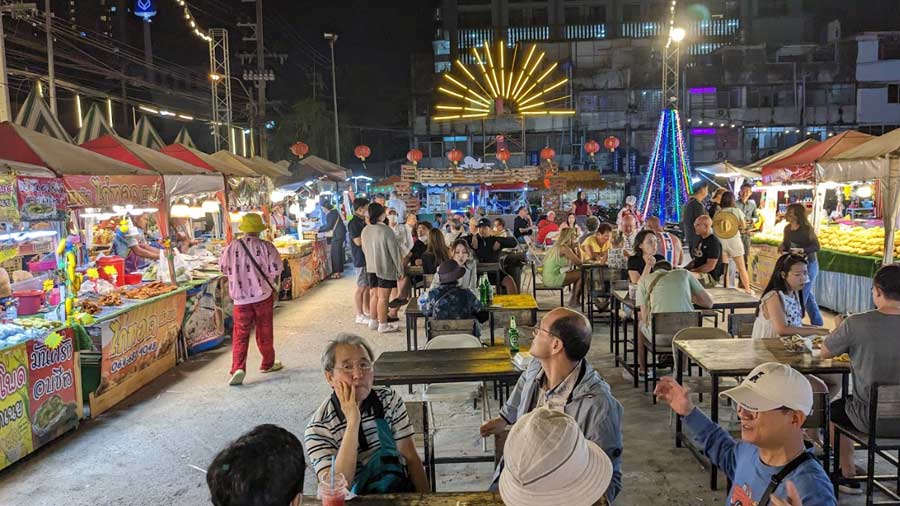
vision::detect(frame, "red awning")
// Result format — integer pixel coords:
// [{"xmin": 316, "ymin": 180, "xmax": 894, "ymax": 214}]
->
[
  {"xmin": 81, "ymin": 135, "xmax": 207, "ymax": 175},
  {"xmin": 160, "ymin": 143, "xmax": 215, "ymax": 171},
  {"xmin": 761, "ymin": 131, "xmax": 873, "ymax": 183}
]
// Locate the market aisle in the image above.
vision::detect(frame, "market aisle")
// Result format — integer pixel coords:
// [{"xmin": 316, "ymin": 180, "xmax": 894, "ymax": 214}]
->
[{"xmin": 0, "ymin": 273, "xmax": 412, "ymax": 506}]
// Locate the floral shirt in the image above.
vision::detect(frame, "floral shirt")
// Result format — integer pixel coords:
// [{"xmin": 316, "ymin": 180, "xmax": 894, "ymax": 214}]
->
[
  {"xmin": 418, "ymin": 284, "xmax": 484, "ymax": 321},
  {"xmin": 219, "ymin": 236, "xmax": 283, "ymax": 306}
]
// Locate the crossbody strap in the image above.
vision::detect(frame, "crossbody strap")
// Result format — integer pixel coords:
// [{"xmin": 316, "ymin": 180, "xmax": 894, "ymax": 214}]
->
[
  {"xmin": 758, "ymin": 451, "xmax": 812, "ymax": 506},
  {"xmin": 644, "ymin": 270, "xmax": 673, "ymax": 314},
  {"xmin": 237, "ymin": 238, "xmax": 277, "ymax": 294}
]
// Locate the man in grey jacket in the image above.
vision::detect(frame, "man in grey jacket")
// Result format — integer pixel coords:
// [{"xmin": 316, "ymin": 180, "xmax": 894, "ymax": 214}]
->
[{"xmin": 480, "ymin": 308, "xmax": 624, "ymax": 503}]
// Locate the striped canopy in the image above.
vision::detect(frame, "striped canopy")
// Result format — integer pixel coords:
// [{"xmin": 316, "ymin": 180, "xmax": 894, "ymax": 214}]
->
[
  {"xmin": 76, "ymin": 103, "xmax": 117, "ymax": 144},
  {"xmin": 174, "ymin": 126, "xmax": 197, "ymax": 149},
  {"xmin": 15, "ymin": 83, "xmax": 73, "ymax": 144},
  {"xmin": 131, "ymin": 115, "xmax": 165, "ymax": 150}
]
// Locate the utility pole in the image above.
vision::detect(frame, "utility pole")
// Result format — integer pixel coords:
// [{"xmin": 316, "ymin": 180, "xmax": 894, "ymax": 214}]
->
[
  {"xmin": 325, "ymin": 32, "xmax": 340, "ymax": 166},
  {"xmin": 1, "ymin": 2, "xmax": 37, "ymax": 122},
  {"xmin": 255, "ymin": 0, "xmax": 266, "ymax": 158},
  {"xmin": 43, "ymin": 0, "xmax": 56, "ymax": 114}
]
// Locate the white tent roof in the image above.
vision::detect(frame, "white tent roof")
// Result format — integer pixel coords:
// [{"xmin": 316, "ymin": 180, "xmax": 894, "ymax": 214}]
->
[{"xmin": 695, "ymin": 161, "xmax": 759, "ymax": 179}]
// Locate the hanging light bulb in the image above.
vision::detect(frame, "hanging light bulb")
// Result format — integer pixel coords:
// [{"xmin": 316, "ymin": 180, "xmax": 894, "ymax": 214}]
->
[
  {"xmin": 201, "ymin": 199, "xmax": 220, "ymax": 213},
  {"xmin": 170, "ymin": 203, "xmax": 191, "ymax": 218},
  {"xmin": 857, "ymin": 184, "xmax": 873, "ymax": 199},
  {"xmin": 188, "ymin": 207, "xmax": 206, "ymax": 219}
]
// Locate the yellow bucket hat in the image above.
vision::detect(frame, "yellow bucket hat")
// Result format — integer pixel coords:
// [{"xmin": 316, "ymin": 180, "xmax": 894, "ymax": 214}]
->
[{"xmin": 239, "ymin": 213, "xmax": 267, "ymax": 233}]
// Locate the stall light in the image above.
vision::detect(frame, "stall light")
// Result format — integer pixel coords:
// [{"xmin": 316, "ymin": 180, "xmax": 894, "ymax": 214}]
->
[
  {"xmin": 691, "ymin": 176, "xmax": 701, "ymax": 184},
  {"xmin": 0, "ymin": 230, "xmax": 59, "ymax": 242},
  {"xmin": 106, "ymin": 98, "xmax": 114, "ymax": 128},
  {"xmin": 178, "ymin": 114, "xmax": 194, "ymax": 121},
  {"xmin": 75, "ymin": 95, "xmax": 83, "ymax": 128},
  {"xmin": 139, "ymin": 105, "xmax": 159, "ymax": 114},
  {"xmin": 304, "ymin": 198, "xmax": 317, "ymax": 214},
  {"xmin": 170, "ymin": 203, "xmax": 192, "ymax": 218},
  {"xmin": 271, "ymin": 189, "xmax": 288, "ymax": 203},
  {"xmin": 159, "ymin": 110, "xmax": 176, "ymax": 117},
  {"xmin": 857, "ymin": 184, "xmax": 873, "ymax": 198},
  {"xmin": 819, "ymin": 181, "xmax": 842, "ymax": 189},
  {"xmin": 188, "ymin": 207, "xmax": 206, "ymax": 219},
  {"xmin": 288, "ymin": 202, "xmax": 301, "ymax": 218},
  {"xmin": 201, "ymin": 200, "xmax": 220, "ymax": 213}
]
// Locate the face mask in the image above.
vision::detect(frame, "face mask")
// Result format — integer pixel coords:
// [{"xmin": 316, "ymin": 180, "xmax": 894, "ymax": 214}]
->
[
  {"xmin": 418, "ymin": 234, "xmax": 428, "ymax": 242},
  {"xmin": 388, "ymin": 215, "xmax": 397, "ymax": 224}
]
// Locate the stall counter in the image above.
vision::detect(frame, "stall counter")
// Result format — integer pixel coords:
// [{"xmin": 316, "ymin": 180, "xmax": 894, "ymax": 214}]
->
[{"xmin": 278, "ymin": 238, "xmax": 327, "ymax": 300}]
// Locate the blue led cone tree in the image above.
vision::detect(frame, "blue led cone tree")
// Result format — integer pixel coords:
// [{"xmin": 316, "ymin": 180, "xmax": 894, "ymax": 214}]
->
[{"xmin": 637, "ymin": 106, "xmax": 693, "ymax": 224}]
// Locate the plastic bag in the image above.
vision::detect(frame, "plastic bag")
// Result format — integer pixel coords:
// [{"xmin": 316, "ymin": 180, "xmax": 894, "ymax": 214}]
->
[
  {"xmin": 158, "ymin": 250, "xmax": 191, "ymax": 284},
  {"xmin": 78, "ymin": 278, "xmax": 116, "ymax": 296}
]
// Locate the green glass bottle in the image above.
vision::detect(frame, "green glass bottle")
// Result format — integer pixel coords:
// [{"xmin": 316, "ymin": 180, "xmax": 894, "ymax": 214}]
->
[{"xmin": 508, "ymin": 316, "xmax": 519, "ymax": 354}]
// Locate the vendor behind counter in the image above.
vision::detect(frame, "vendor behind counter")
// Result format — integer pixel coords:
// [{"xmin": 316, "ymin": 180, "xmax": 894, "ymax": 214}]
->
[{"xmin": 112, "ymin": 214, "xmax": 161, "ymax": 272}]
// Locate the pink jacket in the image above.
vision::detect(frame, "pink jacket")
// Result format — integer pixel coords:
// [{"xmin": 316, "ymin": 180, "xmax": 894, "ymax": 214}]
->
[{"xmin": 219, "ymin": 236, "xmax": 283, "ymax": 305}]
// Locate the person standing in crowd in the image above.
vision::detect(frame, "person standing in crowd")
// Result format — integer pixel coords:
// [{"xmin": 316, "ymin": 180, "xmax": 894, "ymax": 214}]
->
[
  {"xmin": 540, "ymin": 227, "xmax": 584, "ymax": 307},
  {"xmin": 822, "ymin": 264, "xmax": 900, "ymax": 494},
  {"xmin": 305, "ymin": 334, "xmax": 429, "ymax": 494},
  {"xmin": 389, "ymin": 210, "xmax": 413, "ymax": 255},
  {"xmin": 386, "ymin": 221, "xmax": 431, "ymax": 314},
  {"xmin": 481, "ymin": 308, "xmax": 624, "ymax": 503},
  {"xmin": 513, "ymin": 206, "xmax": 534, "ymax": 244},
  {"xmin": 418, "ymin": 260, "xmax": 488, "ymax": 335},
  {"xmin": 572, "ymin": 191, "xmax": 591, "ymax": 229},
  {"xmin": 319, "ymin": 202, "xmax": 347, "ymax": 279},
  {"xmin": 373, "ymin": 193, "xmax": 386, "ymax": 206},
  {"xmin": 361, "ymin": 203, "xmax": 405, "ymax": 334},
  {"xmin": 632, "ymin": 260, "xmax": 712, "ymax": 380},
  {"xmin": 644, "ymin": 216, "xmax": 683, "ymax": 266},
  {"xmin": 735, "ymin": 183, "xmax": 759, "ymax": 270},
  {"xmin": 617, "ymin": 195, "xmax": 640, "ymax": 227},
  {"xmin": 655, "ymin": 363, "xmax": 837, "ymax": 506},
  {"xmin": 432, "ymin": 238, "xmax": 479, "ymax": 296},
  {"xmin": 618, "ymin": 214, "xmax": 639, "ymax": 253},
  {"xmin": 386, "ymin": 191, "xmax": 407, "ymax": 221},
  {"xmin": 207, "ymin": 424, "xmax": 306, "ymax": 506},
  {"xmin": 627, "ymin": 230, "xmax": 665, "ymax": 284},
  {"xmin": 717, "ymin": 191, "xmax": 752, "ymax": 293},
  {"xmin": 348, "ymin": 198, "xmax": 371, "ymax": 326},
  {"xmin": 681, "ymin": 182, "xmax": 708, "ymax": 251},
  {"xmin": 219, "ymin": 213, "xmax": 284, "ymax": 386},
  {"xmin": 537, "ymin": 211, "xmax": 560, "ymax": 245},
  {"xmin": 170, "ymin": 217, "xmax": 198, "ymax": 254},
  {"xmin": 114, "ymin": 214, "xmax": 161, "ymax": 272},
  {"xmin": 685, "ymin": 215, "xmax": 724, "ymax": 287},
  {"xmin": 751, "ymin": 254, "xmax": 829, "ymax": 339},
  {"xmin": 708, "ymin": 187, "xmax": 726, "ymax": 217},
  {"xmin": 444, "ymin": 215, "xmax": 467, "ymax": 244},
  {"xmin": 434, "ymin": 213, "xmax": 445, "ymax": 231},
  {"xmin": 582, "ymin": 222, "xmax": 613, "ymax": 263},
  {"xmin": 471, "ymin": 218, "xmax": 519, "ymax": 294},
  {"xmin": 269, "ymin": 203, "xmax": 295, "ymax": 236},
  {"xmin": 780, "ymin": 203, "xmax": 824, "ymax": 326}
]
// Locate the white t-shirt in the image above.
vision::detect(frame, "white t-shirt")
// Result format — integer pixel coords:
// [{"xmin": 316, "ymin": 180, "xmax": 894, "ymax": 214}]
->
[{"xmin": 386, "ymin": 197, "xmax": 407, "ymax": 221}]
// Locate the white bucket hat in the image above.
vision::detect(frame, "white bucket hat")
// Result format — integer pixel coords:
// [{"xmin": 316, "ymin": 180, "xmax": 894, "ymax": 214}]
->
[{"xmin": 499, "ymin": 407, "xmax": 612, "ymax": 506}]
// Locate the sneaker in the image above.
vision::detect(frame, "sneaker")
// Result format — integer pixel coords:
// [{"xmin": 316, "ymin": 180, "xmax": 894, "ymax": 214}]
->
[
  {"xmin": 378, "ymin": 322, "xmax": 400, "ymax": 333},
  {"xmin": 839, "ymin": 481, "xmax": 863, "ymax": 495},
  {"xmin": 368, "ymin": 319, "xmax": 379, "ymax": 330},
  {"xmin": 260, "ymin": 361, "xmax": 283, "ymax": 373},
  {"xmin": 388, "ymin": 298, "xmax": 408, "ymax": 309},
  {"xmin": 229, "ymin": 369, "xmax": 245, "ymax": 386},
  {"xmin": 355, "ymin": 314, "xmax": 370, "ymax": 325}
]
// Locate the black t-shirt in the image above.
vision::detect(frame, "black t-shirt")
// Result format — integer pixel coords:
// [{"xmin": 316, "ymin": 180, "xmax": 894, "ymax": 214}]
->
[
  {"xmin": 473, "ymin": 235, "xmax": 518, "ymax": 263},
  {"xmin": 410, "ymin": 240, "xmax": 427, "ymax": 263},
  {"xmin": 627, "ymin": 254, "xmax": 665, "ymax": 276},
  {"xmin": 781, "ymin": 224, "xmax": 820, "ymax": 263},
  {"xmin": 347, "ymin": 216, "xmax": 366, "ymax": 268},
  {"xmin": 688, "ymin": 234, "xmax": 724, "ymax": 279},
  {"xmin": 513, "ymin": 216, "xmax": 533, "ymax": 238}
]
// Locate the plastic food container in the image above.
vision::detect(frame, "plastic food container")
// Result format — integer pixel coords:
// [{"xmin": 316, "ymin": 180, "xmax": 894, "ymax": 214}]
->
[
  {"xmin": 27, "ymin": 260, "xmax": 56, "ymax": 273},
  {"xmin": 97, "ymin": 256, "xmax": 125, "ymax": 287},
  {"xmin": 13, "ymin": 290, "xmax": 44, "ymax": 315},
  {"xmin": 124, "ymin": 273, "xmax": 143, "ymax": 286}
]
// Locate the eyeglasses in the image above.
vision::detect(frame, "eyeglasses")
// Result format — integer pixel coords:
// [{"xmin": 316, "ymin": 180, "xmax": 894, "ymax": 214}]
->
[
  {"xmin": 534, "ymin": 325, "xmax": 559, "ymax": 339},
  {"xmin": 333, "ymin": 362, "xmax": 373, "ymax": 374},
  {"xmin": 736, "ymin": 404, "xmax": 791, "ymax": 419}
]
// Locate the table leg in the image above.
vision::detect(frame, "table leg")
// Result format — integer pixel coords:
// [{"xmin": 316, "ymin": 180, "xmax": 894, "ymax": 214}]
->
[
  {"xmin": 675, "ymin": 347, "xmax": 684, "ymax": 448},
  {"xmin": 842, "ymin": 373, "xmax": 849, "ymax": 400},
  {"xmin": 710, "ymin": 373, "xmax": 720, "ymax": 490},
  {"xmin": 581, "ymin": 268, "xmax": 588, "ymax": 316},
  {"xmin": 406, "ymin": 313, "xmax": 413, "ymax": 352},
  {"xmin": 631, "ymin": 311, "xmax": 639, "ymax": 388},
  {"xmin": 414, "ymin": 316, "xmax": 419, "ymax": 350},
  {"xmin": 612, "ymin": 297, "xmax": 620, "ymax": 366},
  {"xmin": 423, "ymin": 402, "xmax": 436, "ymax": 492},
  {"xmin": 490, "ymin": 312, "xmax": 495, "ymax": 346}
]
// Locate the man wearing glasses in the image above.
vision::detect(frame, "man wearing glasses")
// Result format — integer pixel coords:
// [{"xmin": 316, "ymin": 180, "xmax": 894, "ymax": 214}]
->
[
  {"xmin": 480, "ymin": 308, "xmax": 624, "ymax": 503},
  {"xmin": 655, "ymin": 362, "xmax": 836, "ymax": 506},
  {"xmin": 304, "ymin": 334, "xmax": 429, "ymax": 494}
]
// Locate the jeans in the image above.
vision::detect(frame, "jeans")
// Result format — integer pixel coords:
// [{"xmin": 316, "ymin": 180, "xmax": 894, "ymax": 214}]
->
[
  {"xmin": 231, "ymin": 294, "xmax": 276, "ymax": 373},
  {"xmin": 804, "ymin": 259, "xmax": 824, "ymax": 326}
]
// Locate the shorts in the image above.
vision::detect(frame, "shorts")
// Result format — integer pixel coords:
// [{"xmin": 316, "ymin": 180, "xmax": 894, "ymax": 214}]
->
[
  {"xmin": 368, "ymin": 273, "xmax": 398, "ymax": 289},
  {"xmin": 357, "ymin": 268, "xmax": 370, "ymax": 287},
  {"xmin": 720, "ymin": 235, "xmax": 745, "ymax": 258},
  {"xmin": 639, "ymin": 321, "xmax": 674, "ymax": 348},
  {"xmin": 830, "ymin": 398, "xmax": 863, "ymax": 432}
]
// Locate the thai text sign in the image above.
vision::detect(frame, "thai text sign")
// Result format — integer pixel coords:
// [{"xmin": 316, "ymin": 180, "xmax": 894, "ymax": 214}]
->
[
  {"xmin": 63, "ymin": 175, "xmax": 164, "ymax": 208},
  {"xmin": 27, "ymin": 336, "xmax": 77, "ymax": 450},
  {"xmin": 0, "ymin": 343, "xmax": 33, "ymax": 471},
  {"xmin": 17, "ymin": 177, "xmax": 68, "ymax": 221},
  {"xmin": 0, "ymin": 175, "xmax": 20, "ymax": 223}
]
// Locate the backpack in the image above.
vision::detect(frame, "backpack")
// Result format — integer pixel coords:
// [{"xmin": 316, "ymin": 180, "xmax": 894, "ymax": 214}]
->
[{"xmin": 331, "ymin": 391, "xmax": 413, "ymax": 495}]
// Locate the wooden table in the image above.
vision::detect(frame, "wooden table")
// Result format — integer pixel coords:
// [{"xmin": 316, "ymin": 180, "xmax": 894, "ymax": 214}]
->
[
  {"xmin": 302, "ymin": 492, "xmax": 608, "ymax": 505},
  {"xmin": 404, "ymin": 294, "xmax": 539, "ymax": 351},
  {"xmin": 672, "ymin": 338, "xmax": 851, "ymax": 490}
]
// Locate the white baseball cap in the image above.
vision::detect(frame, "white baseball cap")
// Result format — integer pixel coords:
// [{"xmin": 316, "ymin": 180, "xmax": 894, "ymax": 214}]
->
[
  {"xmin": 499, "ymin": 407, "xmax": 612, "ymax": 506},
  {"xmin": 720, "ymin": 362, "xmax": 814, "ymax": 414}
]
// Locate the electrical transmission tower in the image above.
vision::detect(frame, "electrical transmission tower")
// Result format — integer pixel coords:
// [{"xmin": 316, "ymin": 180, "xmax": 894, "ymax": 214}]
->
[{"xmin": 209, "ymin": 28, "xmax": 232, "ymax": 152}]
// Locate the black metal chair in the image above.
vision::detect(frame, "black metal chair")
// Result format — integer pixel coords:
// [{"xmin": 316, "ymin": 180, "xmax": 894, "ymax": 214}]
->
[
  {"xmin": 728, "ymin": 313, "xmax": 757, "ymax": 338},
  {"xmin": 641, "ymin": 311, "xmax": 703, "ymax": 400}
]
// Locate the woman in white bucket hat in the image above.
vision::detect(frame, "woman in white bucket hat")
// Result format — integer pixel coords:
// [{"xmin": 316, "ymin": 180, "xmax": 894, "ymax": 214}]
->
[{"xmin": 499, "ymin": 407, "xmax": 612, "ymax": 506}]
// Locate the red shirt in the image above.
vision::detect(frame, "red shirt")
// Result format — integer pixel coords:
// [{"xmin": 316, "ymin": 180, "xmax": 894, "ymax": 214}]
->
[
  {"xmin": 536, "ymin": 220, "xmax": 560, "ymax": 245},
  {"xmin": 573, "ymin": 200, "xmax": 590, "ymax": 216}
]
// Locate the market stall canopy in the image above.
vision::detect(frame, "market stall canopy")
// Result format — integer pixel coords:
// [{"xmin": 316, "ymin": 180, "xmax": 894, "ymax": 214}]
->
[
  {"xmin": 293, "ymin": 155, "xmax": 351, "ymax": 182},
  {"xmin": 250, "ymin": 156, "xmax": 291, "ymax": 179},
  {"xmin": 76, "ymin": 103, "xmax": 117, "ymax": 144},
  {"xmin": 740, "ymin": 139, "xmax": 819, "ymax": 174},
  {"xmin": 81, "ymin": 135, "xmax": 207, "ymax": 175},
  {"xmin": 161, "ymin": 143, "xmax": 257, "ymax": 176},
  {"xmin": 0, "ymin": 159, "xmax": 56, "ymax": 178},
  {"xmin": 817, "ymin": 128, "xmax": 900, "ymax": 182},
  {"xmin": 164, "ymin": 175, "xmax": 225, "ymax": 199},
  {"xmin": 762, "ymin": 131, "xmax": 873, "ymax": 183},
  {"xmin": 695, "ymin": 161, "xmax": 759, "ymax": 179},
  {"xmin": 131, "ymin": 115, "xmax": 165, "ymax": 150},
  {"xmin": 0, "ymin": 122, "xmax": 154, "ymax": 176},
  {"xmin": 15, "ymin": 83, "xmax": 74, "ymax": 144},
  {"xmin": 173, "ymin": 127, "xmax": 197, "ymax": 150},
  {"xmin": 211, "ymin": 150, "xmax": 274, "ymax": 178}
]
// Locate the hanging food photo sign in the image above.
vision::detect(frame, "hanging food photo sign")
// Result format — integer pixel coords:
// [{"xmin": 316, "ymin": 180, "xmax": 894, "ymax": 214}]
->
[
  {"xmin": 0, "ymin": 176, "xmax": 20, "ymax": 223},
  {"xmin": 16, "ymin": 177, "xmax": 68, "ymax": 221}
]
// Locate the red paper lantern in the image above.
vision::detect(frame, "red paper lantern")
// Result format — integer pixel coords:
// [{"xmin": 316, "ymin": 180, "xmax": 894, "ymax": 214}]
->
[
  {"xmin": 406, "ymin": 148, "xmax": 423, "ymax": 165},
  {"xmin": 584, "ymin": 139, "xmax": 600, "ymax": 158},
  {"xmin": 496, "ymin": 149, "xmax": 510, "ymax": 163},
  {"xmin": 290, "ymin": 141, "xmax": 309, "ymax": 158},
  {"xmin": 354, "ymin": 144, "xmax": 372, "ymax": 161},
  {"xmin": 540, "ymin": 146, "xmax": 556, "ymax": 162},
  {"xmin": 447, "ymin": 148, "xmax": 464, "ymax": 166},
  {"xmin": 603, "ymin": 136, "xmax": 620, "ymax": 152}
]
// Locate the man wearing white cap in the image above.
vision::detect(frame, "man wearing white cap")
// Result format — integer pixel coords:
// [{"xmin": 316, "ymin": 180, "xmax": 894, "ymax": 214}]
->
[
  {"xmin": 481, "ymin": 308, "xmax": 624, "ymax": 502},
  {"xmin": 500, "ymin": 407, "xmax": 613, "ymax": 506},
  {"xmin": 655, "ymin": 363, "xmax": 836, "ymax": 506}
]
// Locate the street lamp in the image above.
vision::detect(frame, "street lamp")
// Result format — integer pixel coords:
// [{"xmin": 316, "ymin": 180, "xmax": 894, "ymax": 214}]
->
[
  {"xmin": 670, "ymin": 27, "xmax": 686, "ymax": 43},
  {"xmin": 324, "ymin": 32, "xmax": 341, "ymax": 166}
]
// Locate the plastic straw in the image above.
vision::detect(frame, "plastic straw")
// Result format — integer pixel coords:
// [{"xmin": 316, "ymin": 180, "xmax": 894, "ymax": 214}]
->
[{"xmin": 330, "ymin": 455, "xmax": 335, "ymax": 489}]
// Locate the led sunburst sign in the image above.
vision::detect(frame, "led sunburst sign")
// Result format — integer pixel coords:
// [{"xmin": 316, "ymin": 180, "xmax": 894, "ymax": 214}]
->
[{"xmin": 434, "ymin": 41, "xmax": 576, "ymax": 121}]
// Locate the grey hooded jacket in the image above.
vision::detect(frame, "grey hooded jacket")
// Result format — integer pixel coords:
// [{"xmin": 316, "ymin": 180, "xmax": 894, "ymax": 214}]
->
[{"xmin": 491, "ymin": 359, "xmax": 624, "ymax": 503}]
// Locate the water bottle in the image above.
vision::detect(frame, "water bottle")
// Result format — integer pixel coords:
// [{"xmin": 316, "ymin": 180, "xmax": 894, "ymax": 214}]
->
[
  {"xmin": 508, "ymin": 316, "xmax": 519, "ymax": 354},
  {"xmin": 7, "ymin": 302, "xmax": 17, "ymax": 321}
]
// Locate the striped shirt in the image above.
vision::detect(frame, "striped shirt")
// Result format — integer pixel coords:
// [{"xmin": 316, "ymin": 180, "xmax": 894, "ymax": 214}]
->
[{"xmin": 304, "ymin": 387, "xmax": 414, "ymax": 479}]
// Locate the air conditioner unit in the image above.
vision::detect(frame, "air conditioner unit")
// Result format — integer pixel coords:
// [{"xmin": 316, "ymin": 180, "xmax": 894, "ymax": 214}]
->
[
  {"xmin": 715, "ymin": 151, "xmax": 726, "ymax": 160},
  {"xmin": 717, "ymin": 109, "xmax": 726, "ymax": 117}
]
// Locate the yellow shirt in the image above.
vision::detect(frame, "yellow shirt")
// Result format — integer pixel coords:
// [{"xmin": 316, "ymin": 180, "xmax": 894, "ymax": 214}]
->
[{"xmin": 581, "ymin": 235, "xmax": 611, "ymax": 261}]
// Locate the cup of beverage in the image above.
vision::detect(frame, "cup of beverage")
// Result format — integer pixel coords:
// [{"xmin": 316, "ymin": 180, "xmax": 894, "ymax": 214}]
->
[
  {"xmin": 318, "ymin": 474, "xmax": 348, "ymax": 506},
  {"xmin": 628, "ymin": 283, "xmax": 638, "ymax": 300}
]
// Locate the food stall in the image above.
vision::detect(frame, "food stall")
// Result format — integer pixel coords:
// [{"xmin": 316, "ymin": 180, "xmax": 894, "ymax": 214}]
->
[
  {"xmin": 528, "ymin": 170, "xmax": 608, "ymax": 216},
  {"xmin": 747, "ymin": 131, "xmax": 899, "ymax": 312}
]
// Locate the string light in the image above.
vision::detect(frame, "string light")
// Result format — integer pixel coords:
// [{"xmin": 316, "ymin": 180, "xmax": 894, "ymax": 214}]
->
[
  {"xmin": 638, "ymin": 108, "xmax": 692, "ymax": 223},
  {"xmin": 175, "ymin": 0, "xmax": 212, "ymax": 42}
]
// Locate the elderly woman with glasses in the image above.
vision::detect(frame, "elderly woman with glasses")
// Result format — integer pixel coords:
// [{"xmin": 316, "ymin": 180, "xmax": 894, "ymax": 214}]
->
[{"xmin": 304, "ymin": 334, "xmax": 429, "ymax": 495}]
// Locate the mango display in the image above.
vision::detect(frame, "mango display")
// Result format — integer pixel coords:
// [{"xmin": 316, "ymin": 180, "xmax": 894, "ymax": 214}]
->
[{"xmin": 756, "ymin": 224, "xmax": 900, "ymax": 258}]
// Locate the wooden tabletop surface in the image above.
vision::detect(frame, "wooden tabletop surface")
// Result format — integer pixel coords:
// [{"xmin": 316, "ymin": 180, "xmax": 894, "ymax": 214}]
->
[
  {"xmin": 301, "ymin": 491, "xmax": 608, "ymax": 505},
  {"xmin": 374, "ymin": 347, "xmax": 527, "ymax": 385},
  {"xmin": 613, "ymin": 287, "xmax": 759, "ymax": 310},
  {"xmin": 406, "ymin": 294, "xmax": 539, "ymax": 317},
  {"xmin": 674, "ymin": 338, "xmax": 851, "ymax": 376}
]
